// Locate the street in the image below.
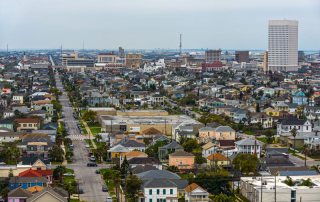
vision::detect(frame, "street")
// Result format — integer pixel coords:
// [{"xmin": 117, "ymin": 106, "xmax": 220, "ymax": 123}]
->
[{"xmin": 54, "ymin": 67, "xmax": 109, "ymax": 202}]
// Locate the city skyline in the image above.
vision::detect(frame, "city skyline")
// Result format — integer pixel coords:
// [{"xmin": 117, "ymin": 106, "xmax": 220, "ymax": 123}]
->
[{"xmin": 0, "ymin": 0, "xmax": 319, "ymax": 50}]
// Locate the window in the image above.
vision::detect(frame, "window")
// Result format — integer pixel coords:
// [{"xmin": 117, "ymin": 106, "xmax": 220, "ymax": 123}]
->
[
  {"xmin": 170, "ymin": 189, "xmax": 173, "ymax": 194},
  {"xmin": 291, "ymin": 190, "xmax": 296, "ymax": 199},
  {"xmin": 163, "ymin": 189, "xmax": 166, "ymax": 195},
  {"xmin": 149, "ymin": 189, "xmax": 152, "ymax": 195},
  {"xmin": 149, "ymin": 199, "xmax": 152, "ymax": 202},
  {"xmin": 157, "ymin": 189, "xmax": 160, "ymax": 195}
]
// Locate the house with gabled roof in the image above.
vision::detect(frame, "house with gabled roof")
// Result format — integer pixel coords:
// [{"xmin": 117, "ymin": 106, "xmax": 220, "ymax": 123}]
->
[{"xmin": 184, "ymin": 183, "xmax": 209, "ymax": 202}]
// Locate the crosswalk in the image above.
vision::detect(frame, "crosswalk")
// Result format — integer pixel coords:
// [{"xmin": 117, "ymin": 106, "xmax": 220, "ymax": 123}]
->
[{"xmin": 68, "ymin": 135, "xmax": 88, "ymax": 140}]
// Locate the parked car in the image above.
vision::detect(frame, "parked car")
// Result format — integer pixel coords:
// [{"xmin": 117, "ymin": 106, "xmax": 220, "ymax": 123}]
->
[
  {"xmin": 90, "ymin": 156, "xmax": 96, "ymax": 162},
  {"xmin": 106, "ymin": 197, "xmax": 113, "ymax": 202},
  {"xmin": 87, "ymin": 162, "xmax": 97, "ymax": 167},
  {"xmin": 102, "ymin": 185, "xmax": 108, "ymax": 192},
  {"xmin": 85, "ymin": 144, "xmax": 90, "ymax": 148},
  {"xmin": 63, "ymin": 173, "xmax": 75, "ymax": 176}
]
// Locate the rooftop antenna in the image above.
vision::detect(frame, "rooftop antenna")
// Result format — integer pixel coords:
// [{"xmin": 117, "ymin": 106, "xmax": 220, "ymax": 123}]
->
[{"xmin": 179, "ymin": 34, "xmax": 182, "ymax": 55}]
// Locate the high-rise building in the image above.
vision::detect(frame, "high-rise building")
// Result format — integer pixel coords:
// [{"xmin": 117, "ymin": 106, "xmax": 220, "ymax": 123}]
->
[
  {"xmin": 268, "ymin": 20, "xmax": 298, "ymax": 72},
  {"xmin": 235, "ymin": 51, "xmax": 249, "ymax": 63},
  {"xmin": 205, "ymin": 49, "xmax": 221, "ymax": 63},
  {"xmin": 298, "ymin": 51, "xmax": 305, "ymax": 63},
  {"xmin": 118, "ymin": 47, "xmax": 125, "ymax": 58}
]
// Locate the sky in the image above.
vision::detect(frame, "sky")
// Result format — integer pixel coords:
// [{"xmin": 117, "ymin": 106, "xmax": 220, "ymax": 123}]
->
[{"xmin": 0, "ymin": 0, "xmax": 319, "ymax": 50}]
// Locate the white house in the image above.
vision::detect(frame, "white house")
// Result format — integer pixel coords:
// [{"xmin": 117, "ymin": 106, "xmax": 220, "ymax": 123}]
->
[
  {"xmin": 202, "ymin": 142, "xmax": 217, "ymax": 158},
  {"xmin": 184, "ymin": 183, "xmax": 209, "ymax": 202},
  {"xmin": 235, "ymin": 138, "xmax": 263, "ymax": 158},
  {"xmin": 277, "ymin": 119, "xmax": 312, "ymax": 135}
]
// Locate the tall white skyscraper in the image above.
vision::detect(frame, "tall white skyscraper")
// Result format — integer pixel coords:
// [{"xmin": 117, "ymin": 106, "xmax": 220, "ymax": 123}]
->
[{"xmin": 268, "ymin": 20, "xmax": 298, "ymax": 72}]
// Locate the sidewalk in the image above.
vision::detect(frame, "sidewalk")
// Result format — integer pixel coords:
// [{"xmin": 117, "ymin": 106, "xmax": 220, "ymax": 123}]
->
[
  {"xmin": 61, "ymin": 143, "xmax": 68, "ymax": 166},
  {"xmin": 82, "ymin": 121, "xmax": 97, "ymax": 149}
]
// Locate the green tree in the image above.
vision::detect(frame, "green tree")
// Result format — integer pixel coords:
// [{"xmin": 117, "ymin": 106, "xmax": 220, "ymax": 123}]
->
[
  {"xmin": 82, "ymin": 110, "xmax": 97, "ymax": 124},
  {"xmin": 49, "ymin": 144, "xmax": 65, "ymax": 162},
  {"xmin": 145, "ymin": 140, "xmax": 168, "ymax": 158},
  {"xmin": 211, "ymin": 193, "xmax": 235, "ymax": 202},
  {"xmin": 53, "ymin": 166, "xmax": 67, "ymax": 182},
  {"xmin": 232, "ymin": 154, "xmax": 259, "ymax": 175},
  {"xmin": 51, "ymin": 100, "xmax": 62, "ymax": 112},
  {"xmin": 284, "ymin": 176, "xmax": 295, "ymax": 186},
  {"xmin": 291, "ymin": 128, "xmax": 298, "ymax": 154},
  {"xmin": 300, "ymin": 178, "xmax": 313, "ymax": 187},
  {"xmin": 182, "ymin": 139, "xmax": 200, "ymax": 153},
  {"xmin": 120, "ymin": 156, "xmax": 130, "ymax": 178},
  {"xmin": 191, "ymin": 170, "xmax": 231, "ymax": 195},
  {"xmin": 124, "ymin": 175, "xmax": 142, "ymax": 202},
  {"xmin": 167, "ymin": 165, "xmax": 179, "ymax": 173}
]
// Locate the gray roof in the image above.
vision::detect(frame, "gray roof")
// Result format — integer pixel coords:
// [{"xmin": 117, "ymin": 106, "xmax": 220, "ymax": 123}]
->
[
  {"xmin": 214, "ymin": 126, "xmax": 235, "ymax": 132},
  {"xmin": 132, "ymin": 165, "xmax": 158, "ymax": 174},
  {"xmin": 199, "ymin": 127, "xmax": 214, "ymax": 132},
  {"xmin": 26, "ymin": 187, "xmax": 67, "ymax": 202},
  {"xmin": 8, "ymin": 187, "xmax": 32, "ymax": 198},
  {"xmin": 161, "ymin": 141, "xmax": 183, "ymax": 150},
  {"xmin": 235, "ymin": 138, "xmax": 263, "ymax": 146},
  {"xmin": 142, "ymin": 178, "xmax": 188, "ymax": 189},
  {"xmin": 9, "ymin": 176, "xmax": 48, "ymax": 183},
  {"xmin": 120, "ymin": 140, "xmax": 145, "ymax": 148},
  {"xmin": 137, "ymin": 170, "xmax": 181, "ymax": 180}
]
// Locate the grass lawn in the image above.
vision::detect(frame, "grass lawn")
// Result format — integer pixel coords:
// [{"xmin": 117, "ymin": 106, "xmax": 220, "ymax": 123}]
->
[
  {"xmin": 79, "ymin": 121, "xmax": 88, "ymax": 134},
  {"xmin": 66, "ymin": 168, "xmax": 74, "ymax": 174},
  {"xmin": 89, "ymin": 127, "xmax": 101, "ymax": 135},
  {"xmin": 244, "ymin": 130, "xmax": 255, "ymax": 135},
  {"xmin": 85, "ymin": 139, "xmax": 94, "ymax": 148},
  {"xmin": 257, "ymin": 137, "xmax": 268, "ymax": 143}
]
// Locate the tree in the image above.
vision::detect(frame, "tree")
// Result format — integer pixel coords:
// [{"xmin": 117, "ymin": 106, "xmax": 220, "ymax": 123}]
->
[
  {"xmin": 291, "ymin": 128, "xmax": 298, "ymax": 155},
  {"xmin": 82, "ymin": 110, "xmax": 97, "ymax": 124},
  {"xmin": 232, "ymin": 154, "xmax": 259, "ymax": 175},
  {"xmin": 120, "ymin": 156, "xmax": 130, "ymax": 178},
  {"xmin": 300, "ymin": 178, "xmax": 313, "ymax": 187},
  {"xmin": 167, "ymin": 166, "xmax": 179, "ymax": 173},
  {"xmin": 95, "ymin": 134, "xmax": 102, "ymax": 143},
  {"xmin": 191, "ymin": 170, "xmax": 231, "ymax": 195},
  {"xmin": 182, "ymin": 139, "xmax": 200, "ymax": 153},
  {"xmin": 53, "ymin": 166, "xmax": 67, "ymax": 182},
  {"xmin": 8, "ymin": 168, "xmax": 13, "ymax": 177},
  {"xmin": 49, "ymin": 144, "xmax": 65, "ymax": 162},
  {"xmin": 284, "ymin": 176, "xmax": 295, "ymax": 186},
  {"xmin": 124, "ymin": 175, "xmax": 142, "ymax": 202},
  {"xmin": 302, "ymin": 144, "xmax": 310, "ymax": 167},
  {"xmin": 145, "ymin": 140, "xmax": 168, "ymax": 158},
  {"xmin": 211, "ymin": 193, "xmax": 235, "ymax": 202},
  {"xmin": 51, "ymin": 100, "xmax": 62, "ymax": 112}
]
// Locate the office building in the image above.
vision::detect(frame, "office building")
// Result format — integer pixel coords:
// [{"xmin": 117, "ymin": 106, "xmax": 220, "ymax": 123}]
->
[
  {"xmin": 97, "ymin": 53, "xmax": 117, "ymax": 63},
  {"xmin": 66, "ymin": 59, "xmax": 94, "ymax": 67},
  {"xmin": 61, "ymin": 53, "xmax": 78, "ymax": 66},
  {"xmin": 205, "ymin": 49, "xmax": 221, "ymax": 63},
  {"xmin": 125, "ymin": 53, "xmax": 143, "ymax": 69},
  {"xmin": 298, "ymin": 51, "xmax": 305, "ymax": 63},
  {"xmin": 235, "ymin": 51, "xmax": 249, "ymax": 63},
  {"xmin": 268, "ymin": 20, "xmax": 299, "ymax": 72}
]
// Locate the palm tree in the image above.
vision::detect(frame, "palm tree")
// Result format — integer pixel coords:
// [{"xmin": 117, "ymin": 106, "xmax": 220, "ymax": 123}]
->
[
  {"xmin": 291, "ymin": 128, "xmax": 298, "ymax": 155},
  {"xmin": 302, "ymin": 144, "xmax": 310, "ymax": 167},
  {"xmin": 95, "ymin": 134, "xmax": 102, "ymax": 143}
]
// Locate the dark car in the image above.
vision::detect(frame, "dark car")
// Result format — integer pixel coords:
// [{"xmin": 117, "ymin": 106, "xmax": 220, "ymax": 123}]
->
[
  {"xmin": 102, "ymin": 185, "xmax": 108, "ymax": 192},
  {"xmin": 87, "ymin": 162, "xmax": 97, "ymax": 167}
]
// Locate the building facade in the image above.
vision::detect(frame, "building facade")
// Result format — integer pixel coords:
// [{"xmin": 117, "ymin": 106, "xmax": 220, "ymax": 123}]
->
[{"xmin": 268, "ymin": 20, "xmax": 298, "ymax": 72}]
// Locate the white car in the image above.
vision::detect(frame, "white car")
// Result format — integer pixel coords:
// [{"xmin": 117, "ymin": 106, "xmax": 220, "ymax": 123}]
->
[
  {"xmin": 85, "ymin": 144, "xmax": 90, "ymax": 148},
  {"xmin": 106, "ymin": 197, "xmax": 113, "ymax": 202}
]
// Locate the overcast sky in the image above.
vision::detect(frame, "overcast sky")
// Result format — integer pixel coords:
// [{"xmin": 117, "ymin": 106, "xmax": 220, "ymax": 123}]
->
[{"xmin": 0, "ymin": 0, "xmax": 319, "ymax": 50}]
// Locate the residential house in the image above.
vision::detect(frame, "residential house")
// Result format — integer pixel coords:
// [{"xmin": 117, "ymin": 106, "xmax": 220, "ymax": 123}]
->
[
  {"xmin": 107, "ymin": 144, "xmax": 130, "ymax": 161},
  {"xmin": 19, "ymin": 169, "xmax": 53, "ymax": 184},
  {"xmin": 0, "ymin": 118, "xmax": 14, "ymax": 131},
  {"xmin": 20, "ymin": 134, "xmax": 53, "ymax": 159},
  {"xmin": 202, "ymin": 142, "xmax": 217, "ymax": 158},
  {"xmin": 207, "ymin": 153, "xmax": 230, "ymax": 167},
  {"xmin": 0, "ymin": 132, "xmax": 23, "ymax": 143},
  {"xmin": 198, "ymin": 126, "xmax": 236, "ymax": 143},
  {"xmin": 128, "ymin": 157, "xmax": 162, "ymax": 170},
  {"xmin": 26, "ymin": 187, "xmax": 68, "ymax": 202},
  {"xmin": 12, "ymin": 94, "xmax": 24, "ymax": 104},
  {"xmin": 235, "ymin": 138, "xmax": 263, "ymax": 158},
  {"xmin": 8, "ymin": 187, "xmax": 32, "ymax": 202},
  {"xmin": 149, "ymin": 94, "xmax": 164, "ymax": 106},
  {"xmin": 158, "ymin": 141, "xmax": 184, "ymax": 161},
  {"xmin": 137, "ymin": 170, "xmax": 188, "ymax": 202},
  {"xmin": 292, "ymin": 91, "xmax": 308, "ymax": 105},
  {"xmin": 184, "ymin": 183, "xmax": 209, "ymax": 202},
  {"xmin": 169, "ymin": 151, "xmax": 195, "ymax": 170},
  {"xmin": 277, "ymin": 118, "xmax": 312, "ymax": 135},
  {"xmin": 9, "ymin": 177, "xmax": 48, "ymax": 190},
  {"xmin": 119, "ymin": 139, "xmax": 146, "ymax": 152},
  {"xmin": 250, "ymin": 113, "xmax": 273, "ymax": 128},
  {"xmin": 15, "ymin": 118, "xmax": 41, "ymax": 132}
]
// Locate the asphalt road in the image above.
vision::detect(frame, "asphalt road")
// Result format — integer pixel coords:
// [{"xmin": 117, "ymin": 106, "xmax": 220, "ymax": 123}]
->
[{"xmin": 54, "ymin": 69, "xmax": 109, "ymax": 202}]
